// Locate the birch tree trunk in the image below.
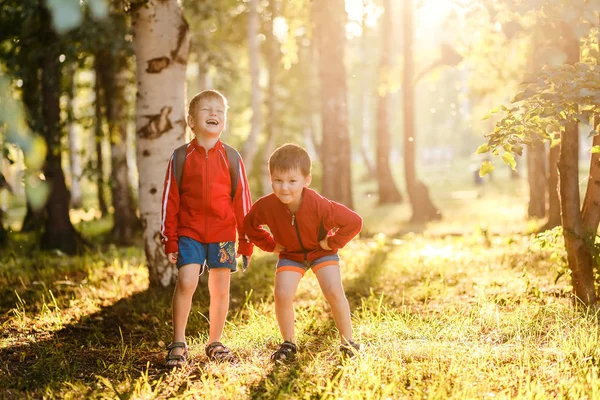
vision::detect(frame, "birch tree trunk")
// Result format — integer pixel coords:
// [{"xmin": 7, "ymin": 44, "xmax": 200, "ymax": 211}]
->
[
  {"xmin": 241, "ymin": 0, "xmax": 262, "ymax": 176},
  {"xmin": 133, "ymin": 0, "xmax": 190, "ymax": 287},
  {"xmin": 558, "ymin": 31, "xmax": 596, "ymax": 307},
  {"xmin": 313, "ymin": 0, "xmax": 353, "ymax": 208},
  {"xmin": 376, "ymin": 0, "xmax": 403, "ymax": 204}
]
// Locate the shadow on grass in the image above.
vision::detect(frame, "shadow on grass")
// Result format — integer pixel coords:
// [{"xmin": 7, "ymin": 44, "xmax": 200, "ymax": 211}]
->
[
  {"xmin": 344, "ymin": 244, "xmax": 390, "ymax": 311},
  {"xmin": 0, "ymin": 259, "xmax": 277, "ymax": 398}
]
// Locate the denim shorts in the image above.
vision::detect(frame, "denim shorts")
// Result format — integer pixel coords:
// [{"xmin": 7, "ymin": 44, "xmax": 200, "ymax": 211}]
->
[
  {"xmin": 177, "ymin": 236, "xmax": 237, "ymax": 274},
  {"xmin": 276, "ymin": 254, "xmax": 340, "ymax": 276}
]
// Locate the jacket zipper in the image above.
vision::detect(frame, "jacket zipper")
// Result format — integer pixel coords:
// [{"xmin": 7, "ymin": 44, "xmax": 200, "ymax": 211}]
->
[
  {"xmin": 205, "ymin": 150, "xmax": 209, "ymax": 237},
  {"xmin": 292, "ymin": 212, "xmax": 307, "ymax": 261}
]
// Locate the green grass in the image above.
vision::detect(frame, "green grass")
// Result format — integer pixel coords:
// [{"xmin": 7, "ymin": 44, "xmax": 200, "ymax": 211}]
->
[{"xmin": 2, "ymin": 172, "xmax": 598, "ymax": 399}]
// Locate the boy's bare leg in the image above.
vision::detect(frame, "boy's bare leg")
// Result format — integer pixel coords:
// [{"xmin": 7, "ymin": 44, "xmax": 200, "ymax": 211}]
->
[
  {"xmin": 314, "ymin": 265, "xmax": 353, "ymax": 344},
  {"xmin": 171, "ymin": 263, "xmax": 202, "ymax": 356},
  {"xmin": 208, "ymin": 268, "xmax": 231, "ymax": 343},
  {"xmin": 274, "ymin": 271, "xmax": 303, "ymax": 343}
]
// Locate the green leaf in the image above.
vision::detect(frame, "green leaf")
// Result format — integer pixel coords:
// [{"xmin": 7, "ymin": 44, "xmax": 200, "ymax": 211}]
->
[
  {"xmin": 475, "ymin": 143, "xmax": 490, "ymax": 154},
  {"xmin": 589, "ymin": 130, "xmax": 598, "ymax": 138},
  {"xmin": 591, "ymin": 146, "xmax": 600, "ymax": 154},
  {"xmin": 502, "ymin": 152, "xmax": 517, "ymax": 170},
  {"xmin": 479, "ymin": 161, "xmax": 495, "ymax": 177}
]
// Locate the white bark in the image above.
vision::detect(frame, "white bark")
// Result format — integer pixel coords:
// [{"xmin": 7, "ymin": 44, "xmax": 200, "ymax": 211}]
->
[
  {"xmin": 241, "ymin": 0, "xmax": 262, "ymax": 175},
  {"xmin": 133, "ymin": 0, "xmax": 190, "ymax": 287}
]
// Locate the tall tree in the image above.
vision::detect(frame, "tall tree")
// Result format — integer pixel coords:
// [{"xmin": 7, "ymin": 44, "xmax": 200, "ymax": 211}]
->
[
  {"xmin": 527, "ymin": 139, "xmax": 546, "ymax": 218},
  {"xmin": 557, "ymin": 27, "xmax": 596, "ymax": 307},
  {"xmin": 97, "ymin": 5, "xmax": 141, "ymax": 245},
  {"xmin": 94, "ymin": 55, "xmax": 109, "ymax": 217},
  {"xmin": 260, "ymin": 0, "xmax": 281, "ymax": 196},
  {"xmin": 376, "ymin": 0, "xmax": 403, "ymax": 204},
  {"xmin": 102, "ymin": 50, "xmax": 141, "ymax": 244},
  {"xmin": 65, "ymin": 64, "xmax": 83, "ymax": 208},
  {"xmin": 241, "ymin": 0, "xmax": 262, "ymax": 176},
  {"xmin": 133, "ymin": 0, "xmax": 190, "ymax": 286},
  {"xmin": 39, "ymin": 5, "xmax": 80, "ymax": 254},
  {"xmin": 356, "ymin": 0, "xmax": 376, "ymax": 179},
  {"xmin": 402, "ymin": 0, "xmax": 441, "ymax": 222},
  {"xmin": 313, "ymin": 0, "xmax": 353, "ymax": 208}
]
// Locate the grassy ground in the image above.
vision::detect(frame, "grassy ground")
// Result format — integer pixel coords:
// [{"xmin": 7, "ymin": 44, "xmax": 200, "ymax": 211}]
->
[{"xmin": 2, "ymin": 177, "xmax": 597, "ymax": 399}]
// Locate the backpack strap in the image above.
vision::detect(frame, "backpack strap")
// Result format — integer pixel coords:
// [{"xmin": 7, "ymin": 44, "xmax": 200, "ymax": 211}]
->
[
  {"xmin": 173, "ymin": 141, "xmax": 240, "ymax": 201},
  {"xmin": 173, "ymin": 143, "xmax": 189, "ymax": 191},
  {"xmin": 222, "ymin": 142, "xmax": 240, "ymax": 201}
]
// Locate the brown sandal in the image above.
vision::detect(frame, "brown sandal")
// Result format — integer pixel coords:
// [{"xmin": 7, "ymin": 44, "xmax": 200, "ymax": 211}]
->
[
  {"xmin": 270, "ymin": 341, "xmax": 297, "ymax": 363},
  {"xmin": 205, "ymin": 341, "xmax": 235, "ymax": 362},
  {"xmin": 166, "ymin": 341, "xmax": 188, "ymax": 368}
]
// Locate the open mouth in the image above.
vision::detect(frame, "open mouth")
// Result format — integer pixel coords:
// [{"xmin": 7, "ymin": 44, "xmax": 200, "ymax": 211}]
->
[{"xmin": 206, "ymin": 119, "xmax": 219, "ymax": 126}]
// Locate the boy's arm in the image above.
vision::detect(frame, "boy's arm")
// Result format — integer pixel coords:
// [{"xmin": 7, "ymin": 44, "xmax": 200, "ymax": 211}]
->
[
  {"xmin": 232, "ymin": 156, "xmax": 254, "ymax": 256},
  {"xmin": 322, "ymin": 199, "xmax": 363, "ymax": 251},
  {"xmin": 243, "ymin": 201, "xmax": 277, "ymax": 252},
  {"xmin": 161, "ymin": 154, "xmax": 180, "ymax": 254}
]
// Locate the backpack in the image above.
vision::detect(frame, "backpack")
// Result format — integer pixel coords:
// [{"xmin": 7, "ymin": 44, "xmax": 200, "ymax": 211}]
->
[{"xmin": 172, "ymin": 142, "xmax": 240, "ymax": 200}]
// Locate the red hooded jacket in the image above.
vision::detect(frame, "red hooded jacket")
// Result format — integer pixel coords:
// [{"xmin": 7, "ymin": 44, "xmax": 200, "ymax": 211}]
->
[
  {"xmin": 160, "ymin": 140, "xmax": 253, "ymax": 256},
  {"xmin": 243, "ymin": 188, "xmax": 362, "ymax": 263}
]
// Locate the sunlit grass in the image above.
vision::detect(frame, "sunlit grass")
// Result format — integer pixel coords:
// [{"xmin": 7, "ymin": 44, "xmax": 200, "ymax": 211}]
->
[{"xmin": 4, "ymin": 165, "xmax": 600, "ymax": 398}]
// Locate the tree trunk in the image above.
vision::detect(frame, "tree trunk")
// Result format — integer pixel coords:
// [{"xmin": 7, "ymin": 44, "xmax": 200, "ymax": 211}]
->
[
  {"xmin": 39, "ymin": 22, "xmax": 79, "ymax": 254},
  {"xmin": 102, "ymin": 49, "xmax": 142, "ymax": 245},
  {"xmin": 241, "ymin": 0, "xmax": 262, "ymax": 176},
  {"xmin": 313, "ymin": 0, "xmax": 353, "ymax": 208},
  {"xmin": 544, "ymin": 143, "xmax": 561, "ymax": 229},
  {"xmin": 402, "ymin": 0, "xmax": 440, "ymax": 222},
  {"xmin": 376, "ymin": 0, "xmax": 403, "ymax": 204},
  {"xmin": 20, "ymin": 57, "xmax": 46, "ymax": 232},
  {"xmin": 94, "ymin": 55, "xmax": 109, "ymax": 217},
  {"xmin": 559, "ymin": 120, "xmax": 596, "ymax": 306},
  {"xmin": 261, "ymin": 0, "xmax": 280, "ymax": 196},
  {"xmin": 66, "ymin": 64, "xmax": 82, "ymax": 208},
  {"xmin": 357, "ymin": 0, "xmax": 376, "ymax": 180},
  {"xmin": 527, "ymin": 139, "xmax": 546, "ymax": 218},
  {"xmin": 582, "ymin": 117, "xmax": 600, "ymax": 234},
  {"xmin": 558, "ymin": 31, "xmax": 596, "ymax": 307},
  {"xmin": 133, "ymin": 0, "xmax": 190, "ymax": 287}
]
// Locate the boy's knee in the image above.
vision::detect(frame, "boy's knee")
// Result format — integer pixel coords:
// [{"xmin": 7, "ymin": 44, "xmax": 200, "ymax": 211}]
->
[
  {"xmin": 274, "ymin": 286, "xmax": 294, "ymax": 303},
  {"xmin": 177, "ymin": 274, "xmax": 199, "ymax": 293},
  {"xmin": 322, "ymin": 285, "xmax": 346, "ymax": 303}
]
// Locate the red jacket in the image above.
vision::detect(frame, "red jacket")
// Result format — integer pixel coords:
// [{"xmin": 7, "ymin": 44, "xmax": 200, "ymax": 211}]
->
[
  {"xmin": 243, "ymin": 188, "xmax": 362, "ymax": 263},
  {"xmin": 160, "ymin": 139, "xmax": 253, "ymax": 256}
]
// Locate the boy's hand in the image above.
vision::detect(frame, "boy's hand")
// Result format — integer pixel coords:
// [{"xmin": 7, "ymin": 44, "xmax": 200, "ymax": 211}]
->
[
  {"xmin": 167, "ymin": 252, "xmax": 178, "ymax": 264},
  {"xmin": 237, "ymin": 254, "xmax": 251, "ymax": 271},
  {"xmin": 273, "ymin": 243, "xmax": 285, "ymax": 254},
  {"xmin": 319, "ymin": 238, "xmax": 332, "ymax": 251}
]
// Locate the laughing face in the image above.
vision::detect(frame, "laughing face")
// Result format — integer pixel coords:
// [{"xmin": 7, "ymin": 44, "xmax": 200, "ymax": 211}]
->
[{"xmin": 188, "ymin": 97, "xmax": 227, "ymax": 138}]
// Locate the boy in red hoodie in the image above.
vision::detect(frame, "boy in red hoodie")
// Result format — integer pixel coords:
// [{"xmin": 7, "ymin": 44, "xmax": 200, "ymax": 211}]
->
[
  {"xmin": 244, "ymin": 143, "xmax": 362, "ymax": 362},
  {"xmin": 160, "ymin": 90, "xmax": 253, "ymax": 367}
]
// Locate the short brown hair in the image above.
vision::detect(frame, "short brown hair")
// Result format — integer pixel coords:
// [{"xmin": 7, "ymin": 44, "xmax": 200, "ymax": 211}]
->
[
  {"xmin": 268, "ymin": 143, "xmax": 312, "ymax": 177},
  {"xmin": 188, "ymin": 89, "xmax": 229, "ymax": 117}
]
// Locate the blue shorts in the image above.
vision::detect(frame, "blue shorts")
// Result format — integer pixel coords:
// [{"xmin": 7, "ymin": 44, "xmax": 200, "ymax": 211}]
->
[
  {"xmin": 276, "ymin": 254, "xmax": 340, "ymax": 276},
  {"xmin": 177, "ymin": 236, "xmax": 237, "ymax": 274}
]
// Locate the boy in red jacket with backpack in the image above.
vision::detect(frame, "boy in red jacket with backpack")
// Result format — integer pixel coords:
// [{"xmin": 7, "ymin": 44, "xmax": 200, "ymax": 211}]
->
[
  {"xmin": 244, "ymin": 143, "xmax": 362, "ymax": 362},
  {"xmin": 160, "ymin": 90, "xmax": 253, "ymax": 367}
]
